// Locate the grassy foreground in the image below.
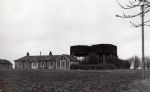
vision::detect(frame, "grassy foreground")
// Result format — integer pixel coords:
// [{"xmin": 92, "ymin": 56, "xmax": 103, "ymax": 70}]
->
[{"xmin": 0, "ymin": 69, "xmax": 150, "ymax": 92}]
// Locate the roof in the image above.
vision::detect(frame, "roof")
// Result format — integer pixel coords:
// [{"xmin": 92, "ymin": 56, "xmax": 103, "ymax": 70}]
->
[
  {"xmin": 70, "ymin": 45, "xmax": 89, "ymax": 47},
  {"xmin": 92, "ymin": 44, "xmax": 117, "ymax": 47},
  {"xmin": 0, "ymin": 59, "xmax": 12, "ymax": 65},
  {"xmin": 15, "ymin": 54, "xmax": 77, "ymax": 62},
  {"xmin": 61, "ymin": 54, "xmax": 77, "ymax": 61}
]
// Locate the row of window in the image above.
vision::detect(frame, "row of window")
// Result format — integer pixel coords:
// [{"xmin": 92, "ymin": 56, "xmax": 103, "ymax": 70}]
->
[
  {"xmin": 0, "ymin": 64, "xmax": 12, "ymax": 69},
  {"xmin": 16, "ymin": 61, "xmax": 69, "ymax": 69},
  {"xmin": 16, "ymin": 61, "xmax": 54, "ymax": 67}
]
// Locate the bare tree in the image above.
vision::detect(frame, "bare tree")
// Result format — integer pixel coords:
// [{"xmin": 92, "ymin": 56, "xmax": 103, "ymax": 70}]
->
[
  {"xmin": 145, "ymin": 56, "xmax": 150, "ymax": 69},
  {"xmin": 116, "ymin": 0, "xmax": 150, "ymax": 79},
  {"xmin": 128, "ymin": 56, "xmax": 141, "ymax": 69}
]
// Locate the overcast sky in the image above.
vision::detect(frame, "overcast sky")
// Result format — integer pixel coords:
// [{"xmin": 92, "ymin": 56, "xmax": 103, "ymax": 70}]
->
[{"xmin": 1, "ymin": 0, "xmax": 150, "ymax": 64}]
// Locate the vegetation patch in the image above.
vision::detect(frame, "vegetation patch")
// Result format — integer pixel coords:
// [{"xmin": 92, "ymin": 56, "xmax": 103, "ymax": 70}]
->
[
  {"xmin": 125, "ymin": 78, "xmax": 150, "ymax": 92},
  {"xmin": 0, "ymin": 70, "xmax": 149, "ymax": 92}
]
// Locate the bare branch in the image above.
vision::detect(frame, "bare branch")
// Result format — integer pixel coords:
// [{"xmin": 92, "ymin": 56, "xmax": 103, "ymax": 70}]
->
[
  {"xmin": 145, "ymin": 1, "xmax": 150, "ymax": 5},
  {"xmin": 144, "ymin": 24, "xmax": 150, "ymax": 27},
  {"xmin": 116, "ymin": 0, "xmax": 130, "ymax": 9},
  {"xmin": 130, "ymin": 21, "xmax": 141, "ymax": 27},
  {"xmin": 126, "ymin": 4, "xmax": 141, "ymax": 9},
  {"xmin": 144, "ymin": 8, "xmax": 150, "ymax": 13},
  {"xmin": 144, "ymin": 4, "xmax": 150, "ymax": 11},
  {"xmin": 129, "ymin": 20, "xmax": 150, "ymax": 28},
  {"xmin": 128, "ymin": 0, "xmax": 140, "ymax": 6},
  {"xmin": 116, "ymin": 0, "xmax": 150, "ymax": 28},
  {"xmin": 144, "ymin": 20, "xmax": 150, "ymax": 23},
  {"xmin": 116, "ymin": 9, "xmax": 150, "ymax": 18},
  {"xmin": 116, "ymin": 12, "xmax": 140, "ymax": 18},
  {"xmin": 129, "ymin": 0, "xmax": 137, "ymax": 4},
  {"xmin": 116, "ymin": 0, "xmax": 141, "ymax": 9},
  {"xmin": 144, "ymin": 5, "xmax": 150, "ymax": 9}
]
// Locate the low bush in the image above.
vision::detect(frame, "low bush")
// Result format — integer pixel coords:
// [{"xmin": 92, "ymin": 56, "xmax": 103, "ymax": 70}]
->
[
  {"xmin": 70, "ymin": 63, "xmax": 116, "ymax": 70},
  {"xmin": 106, "ymin": 57, "xmax": 130, "ymax": 69}
]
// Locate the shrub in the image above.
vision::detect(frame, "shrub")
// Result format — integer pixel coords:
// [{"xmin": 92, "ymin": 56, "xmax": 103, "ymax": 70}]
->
[
  {"xmin": 70, "ymin": 64, "xmax": 80, "ymax": 69},
  {"xmin": 97, "ymin": 63, "xmax": 116, "ymax": 69},
  {"xmin": 106, "ymin": 57, "xmax": 130, "ymax": 69},
  {"xmin": 122, "ymin": 60, "xmax": 130, "ymax": 69},
  {"xmin": 70, "ymin": 63, "xmax": 116, "ymax": 70},
  {"xmin": 86, "ymin": 53, "xmax": 101, "ymax": 64}
]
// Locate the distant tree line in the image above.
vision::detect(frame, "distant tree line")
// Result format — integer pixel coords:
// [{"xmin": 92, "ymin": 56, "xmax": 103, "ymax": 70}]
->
[{"xmin": 128, "ymin": 56, "xmax": 150, "ymax": 69}]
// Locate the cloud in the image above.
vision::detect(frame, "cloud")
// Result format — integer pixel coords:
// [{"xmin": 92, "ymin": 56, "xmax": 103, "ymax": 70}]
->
[{"xmin": 0, "ymin": 0, "xmax": 150, "ymax": 63}]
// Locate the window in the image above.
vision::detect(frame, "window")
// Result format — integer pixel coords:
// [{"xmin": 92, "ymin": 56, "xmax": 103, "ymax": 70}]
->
[
  {"xmin": 25, "ymin": 62, "xmax": 29, "ymax": 68},
  {"xmin": 0, "ymin": 64, "xmax": 2, "ymax": 68},
  {"xmin": 62, "ymin": 62, "xmax": 65, "ymax": 67},
  {"xmin": 48, "ymin": 62, "xmax": 53, "ymax": 69},
  {"xmin": 61, "ymin": 60, "xmax": 66, "ymax": 69},
  {"xmin": 18, "ymin": 62, "xmax": 22, "ymax": 67},
  {"xmin": 50, "ymin": 62, "xmax": 53, "ymax": 66},
  {"xmin": 32, "ymin": 62, "xmax": 38, "ymax": 69},
  {"xmin": 41, "ymin": 62, "xmax": 44, "ymax": 66},
  {"xmin": 33, "ymin": 62, "xmax": 38, "ymax": 67}
]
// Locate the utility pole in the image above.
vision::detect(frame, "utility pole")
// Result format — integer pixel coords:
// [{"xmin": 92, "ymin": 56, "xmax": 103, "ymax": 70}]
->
[
  {"xmin": 116, "ymin": 0, "xmax": 150, "ymax": 79},
  {"xmin": 141, "ymin": 4, "xmax": 145, "ymax": 78}
]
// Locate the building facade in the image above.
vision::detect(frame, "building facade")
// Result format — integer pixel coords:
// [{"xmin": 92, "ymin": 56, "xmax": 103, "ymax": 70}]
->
[
  {"xmin": 0, "ymin": 59, "xmax": 12, "ymax": 69},
  {"xmin": 14, "ymin": 52, "xmax": 77, "ymax": 70}
]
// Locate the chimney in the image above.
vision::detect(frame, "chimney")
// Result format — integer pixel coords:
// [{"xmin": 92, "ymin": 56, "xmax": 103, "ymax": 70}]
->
[
  {"xmin": 40, "ymin": 51, "xmax": 42, "ymax": 56},
  {"xmin": 49, "ymin": 51, "xmax": 52, "ymax": 56},
  {"xmin": 27, "ymin": 52, "xmax": 29, "ymax": 56}
]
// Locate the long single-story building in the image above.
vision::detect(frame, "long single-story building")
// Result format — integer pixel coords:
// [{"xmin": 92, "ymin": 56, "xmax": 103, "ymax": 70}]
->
[
  {"xmin": 0, "ymin": 59, "xmax": 12, "ymax": 69},
  {"xmin": 14, "ymin": 52, "xmax": 78, "ymax": 70}
]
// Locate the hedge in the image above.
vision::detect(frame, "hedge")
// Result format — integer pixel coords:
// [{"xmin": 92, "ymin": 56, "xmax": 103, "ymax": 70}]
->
[{"xmin": 70, "ymin": 63, "xmax": 116, "ymax": 70}]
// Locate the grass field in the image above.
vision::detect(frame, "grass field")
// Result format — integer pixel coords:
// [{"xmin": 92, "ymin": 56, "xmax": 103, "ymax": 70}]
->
[{"xmin": 0, "ymin": 69, "xmax": 150, "ymax": 92}]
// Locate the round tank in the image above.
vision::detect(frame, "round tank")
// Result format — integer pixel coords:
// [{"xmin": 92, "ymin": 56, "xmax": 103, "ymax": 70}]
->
[
  {"xmin": 70, "ymin": 45, "xmax": 91, "ymax": 56},
  {"xmin": 92, "ymin": 44, "xmax": 117, "ymax": 56}
]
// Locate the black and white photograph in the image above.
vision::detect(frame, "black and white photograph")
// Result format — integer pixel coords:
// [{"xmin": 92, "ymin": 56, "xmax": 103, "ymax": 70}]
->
[{"xmin": 0, "ymin": 0, "xmax": 150, "ymax": 92}]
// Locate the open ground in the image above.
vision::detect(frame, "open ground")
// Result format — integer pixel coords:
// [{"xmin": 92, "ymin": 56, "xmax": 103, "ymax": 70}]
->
[{"xmin": 0, "ymin": 69, "xmax": 150, "ymax": 92}]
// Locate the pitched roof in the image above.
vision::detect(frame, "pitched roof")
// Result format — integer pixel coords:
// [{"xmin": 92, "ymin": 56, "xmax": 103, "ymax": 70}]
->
[
  {"xmin": 0, "ymin": 59, "xmax": 12, "ymax": 64},
  {"xmin": 62, "ymin": 54, "xmax": 77, "ymax": 61},
  {"xmin": 15, "ymin": 54, "xmax": 76, "ymax": 62}
]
